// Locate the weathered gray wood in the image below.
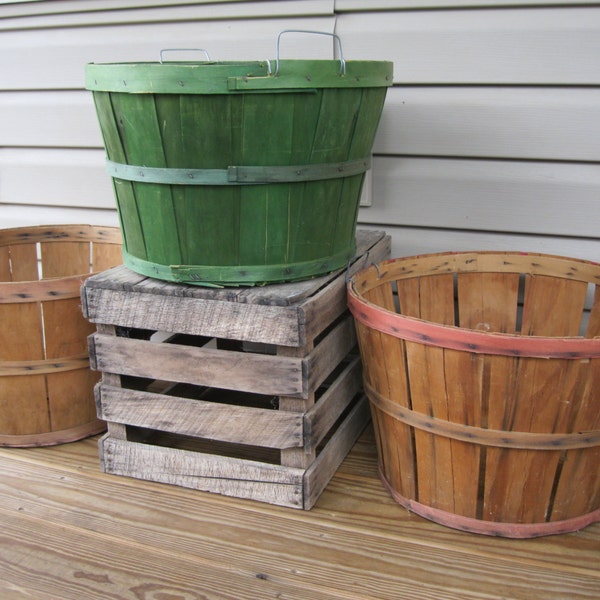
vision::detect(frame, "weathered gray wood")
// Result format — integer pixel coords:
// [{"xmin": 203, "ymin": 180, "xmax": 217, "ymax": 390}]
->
[
  {"xmin": 278, "ymin": 343, "xmax": 318, "ymax": 469},
  {"xmin": 84, "ymin": 288, "xmax": 303, "ymax": 345},
  {"xmin": 303, "ymin": 396, "xmax": 371, "ymax": 509},
  {"xmin": 82, "ymin": 231, "xmax": 388, "ymax": 347},
  {"xmin": 98, "ymin": 384, "xmax": 303, "ymax": 449},
  {"xmin": 302, "ymin": 233, "xmax": 391, "ymax": 343},
  {"xmin": 86, "ymin": 231, "xmax": 389, "ymax": 508},
  {"xmin": 105, "ymin": 422, "xmax": 126, "ymax": 442},
  {"xmin": 100, "ymin": 435, "xmax": 306, "ymax": 509},
  {"xmin": 98, "ymin": 391, "xmax": 369, "ymax": 510},
  {"xmin": 305, "ymin": 356, "xmax": 363, "ymax": 451},
  {"xmin": 304, "ymin": 316, "xmax": 357, "ymax": 395},
  {"xmin": 90, "ymin": 333, "xmax": 305, "ymax": 396}
]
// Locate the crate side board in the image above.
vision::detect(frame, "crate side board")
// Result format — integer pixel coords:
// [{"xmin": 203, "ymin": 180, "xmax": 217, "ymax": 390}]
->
[
  {"xmin": 304, "ymin": 396, "xmax": 371, "ymax": 510},
  {"xmin": 89, "ymin": 333, "xmax": 305, "ymax": 397},
  {"xmin": 99, "ymin": 434, "xmax": 306, "ymax": 509},
  {"xmin": 302, "ymin": 233, "xmax": 391, "ymax": 342},
  {"xmin": 98, "ymin": 393, "xmax": 370, "ymax": 510},
  {"xmin": 304, "ymin": 355, "xmax": 363, "ymax": 451},
  {"xmin": 81, "ymin": 231, "xmax": 389, "ymax": 347},
  {"xmin": 83, "ymin": 288, "xmax": 305, "ymax": 346},
  {"xmin": 96, "ymin": 384, "xmax": 304, "ymax": 449},
  {"xmin": 304, "ymin": 316, "xmax": 357, "ymax": 396}
]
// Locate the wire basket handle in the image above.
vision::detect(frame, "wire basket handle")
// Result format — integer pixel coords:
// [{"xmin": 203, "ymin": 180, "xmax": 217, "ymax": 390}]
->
[
  {"xmin": 159, "ymin": 48, "xmax": 212, "ymax": 63},
  {"xmin": 274, "ymin": 30, "xmax": 346, "ymax": 76}
]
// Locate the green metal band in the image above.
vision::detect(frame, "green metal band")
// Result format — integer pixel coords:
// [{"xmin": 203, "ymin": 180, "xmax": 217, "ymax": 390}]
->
[
  {"xmin": 122, "ymin": 246, "xmax": 355, "ymax": 286},
  {"xmin": 106, "ymin": 157, "xmax": 371, "ymax": 186}
]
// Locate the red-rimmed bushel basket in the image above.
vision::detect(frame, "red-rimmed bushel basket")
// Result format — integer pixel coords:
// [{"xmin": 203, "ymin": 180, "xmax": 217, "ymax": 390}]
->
[
  {"xmin": 0, "ymin": 225, "xmax": 122, "ymax": 447},
  {"xmin": 347, "ymin": 251, "xmax": 600, "ymax": 538}
]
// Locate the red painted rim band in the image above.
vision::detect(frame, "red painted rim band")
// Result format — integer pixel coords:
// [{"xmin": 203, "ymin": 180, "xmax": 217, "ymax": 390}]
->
[{"xmin": 348, "ymin": 284, "xmax": 600, "ymax": 359}]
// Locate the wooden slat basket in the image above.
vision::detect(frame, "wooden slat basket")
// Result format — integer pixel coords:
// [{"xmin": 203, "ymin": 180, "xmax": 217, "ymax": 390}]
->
[
  {"xmin": 0, "ymin": 224, "xmax": 122, "ymax": 447},
  {"xmin": 85, "ymin": 33, "xmax": 392, "ymax": 286},
  {"xmin": 348, "ymin": 251, "xmax": 600, "ymax": 538}
]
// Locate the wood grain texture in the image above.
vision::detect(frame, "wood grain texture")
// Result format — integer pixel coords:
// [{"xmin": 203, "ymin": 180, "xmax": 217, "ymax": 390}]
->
[
  {"xmin": 97, "ymin": 384, "xmax": 303, "ymax": 449},
  {"xmin": 305, "ymin": 355, "xmax": 363, "ymax": 450},
  {"xmin": 0, "ymin": 225, "xmax": 120, "ymax": 444},
  {"xmin": 0, "ymin": 427, "xmax": 598, "ymax": 599},
  {"xmin": 86, "ymin": 233, "xmax": 383, "ymax": 507},
  {"xmin": 100, "ymin": 434, "xmax": 306, "ymax": 508},
  {"xmin": 90, "ymin": 332, "xmax": 305, "ymax": 396}
]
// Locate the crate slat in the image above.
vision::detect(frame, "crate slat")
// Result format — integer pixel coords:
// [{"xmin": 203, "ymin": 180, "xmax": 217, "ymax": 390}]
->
[
  {"xmin": 304, "ymin": 356, "xmax": 362, "ymax": 452},
  {"xmin": 90, "ymin": 333, "xmax": 305, "ymax": 397},
  {"xmin": 97, "ymin": 384, "xmax": 303, "ymax": 449},
  {"xmin": 100, "ymin": 434, "xmax": 306, "ymax": 509}
]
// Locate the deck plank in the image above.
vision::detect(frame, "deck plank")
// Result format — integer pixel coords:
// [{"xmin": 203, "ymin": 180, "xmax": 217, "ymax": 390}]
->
[{"xmin": 0, "ymin": 428, "xmax": 598, "ymax": 600}]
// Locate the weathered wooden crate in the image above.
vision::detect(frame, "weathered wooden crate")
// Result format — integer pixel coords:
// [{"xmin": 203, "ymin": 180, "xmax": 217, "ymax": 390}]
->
[{"xmin": 82, "ymin": 230, "xmax": 390, "ymax": 509}]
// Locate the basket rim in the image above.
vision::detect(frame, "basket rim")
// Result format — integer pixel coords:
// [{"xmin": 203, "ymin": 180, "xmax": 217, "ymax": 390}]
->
[
  {"xmin": 0, "ymin": 224, "xmax": 121, "ymax": 246},
  {"xmin": 348, "ymin": 250, "xmax": 600, "ymax": 359},
  {"xmin": 0, "ymin": 224, "xmax": 122, "ymax": 302},
  {"xmin": 85, "ymin": 59, "xmax": 394, "ymax": 94},
  {"xmin": 352, "ymin": 250, "xmax": 600, "ymax": 286}
]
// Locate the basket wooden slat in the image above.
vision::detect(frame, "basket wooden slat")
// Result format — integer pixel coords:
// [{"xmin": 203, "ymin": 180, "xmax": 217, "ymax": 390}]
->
[
  {"xmin": 588, "ymin": 287, "xmax": 600, "ymax": 337},
  {"xmin": 349, "ymin": 250, "xmax": 600, "ymax": 538},
  {"xmin": 0, "ymin": 225, "xmax": 122, "ymax": 447},
  {"xmin": 522, "ymin": 274, "xmax": 588, "ymax": 337},
  {"xmin": 9, "ymin": 243, "xmax": 39, "ymax": 281},
  {"xmin": 41, "ymin": 240, "xmax": 90, "ymax": 278}
]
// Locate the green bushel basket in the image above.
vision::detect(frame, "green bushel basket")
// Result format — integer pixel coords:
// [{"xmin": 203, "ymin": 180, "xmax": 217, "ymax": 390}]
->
[{"xmin": 86, "ymin": 31, "xmax": 393, "ymax": 286}]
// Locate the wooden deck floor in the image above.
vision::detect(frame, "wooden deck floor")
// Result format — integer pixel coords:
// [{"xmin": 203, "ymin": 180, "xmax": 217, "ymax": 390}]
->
[{"xmin": 0, "ymin": 425, "xmax": 598, "ymax": 600}]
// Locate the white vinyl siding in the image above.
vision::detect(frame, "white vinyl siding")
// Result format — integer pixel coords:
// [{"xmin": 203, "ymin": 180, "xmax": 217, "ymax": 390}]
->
[{"xmin": 0, "ymin": 0, "xmax": 598, "ymax": 263}]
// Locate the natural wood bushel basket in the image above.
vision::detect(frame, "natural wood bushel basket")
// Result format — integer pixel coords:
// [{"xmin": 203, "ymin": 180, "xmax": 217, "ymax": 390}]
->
[
  {"xmin": 0, "ymin": 224, "xmax": 122, "ymax": 447},
  {"xmin": 348, "ymin": 251, "xmax": 600, "ymax": 538}
]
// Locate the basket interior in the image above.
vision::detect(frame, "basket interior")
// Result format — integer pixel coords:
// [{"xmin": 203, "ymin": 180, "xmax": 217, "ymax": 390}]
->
[
  {"xmin": 357, "ymin": 253, "xmax": 600, "ymax": 339},
  {"xmin": 0, "ymin": 225, "xmax": 121, "ymax": 283}
]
